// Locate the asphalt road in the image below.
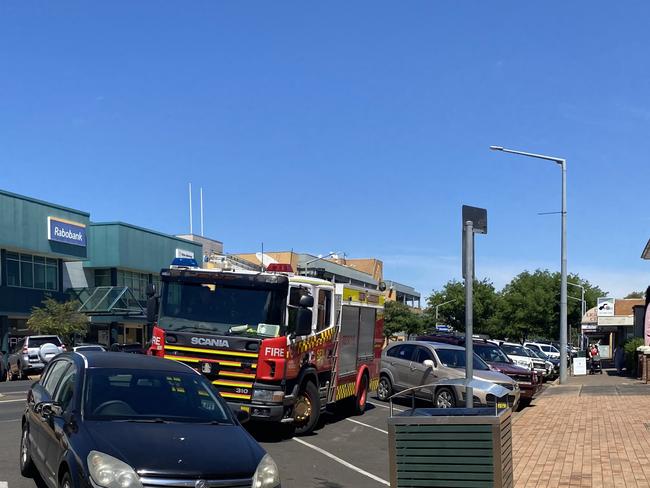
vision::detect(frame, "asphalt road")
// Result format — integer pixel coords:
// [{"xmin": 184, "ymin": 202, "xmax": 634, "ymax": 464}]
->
[{"xmin": 0, "ymin": 379, "xmax": 543, "ymax": 488}]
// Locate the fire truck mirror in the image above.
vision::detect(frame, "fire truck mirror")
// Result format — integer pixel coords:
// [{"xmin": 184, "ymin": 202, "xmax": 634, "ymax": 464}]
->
[
  {"xmin": 295, "ymin": 308, "xmax": 313, "ymax": 336},
  {"xmin": 146, "ymin": 296, "xmax": 159, "ymax": 325},
  {"xmin": 299, "ymin": 295, "xmax": 314, "ymax": 308}
]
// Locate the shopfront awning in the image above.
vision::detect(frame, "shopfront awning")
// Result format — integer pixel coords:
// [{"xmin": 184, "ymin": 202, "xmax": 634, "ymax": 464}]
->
[{"xmin": 71, "ymin": 287, "xmax": 145, "ymax": 316}]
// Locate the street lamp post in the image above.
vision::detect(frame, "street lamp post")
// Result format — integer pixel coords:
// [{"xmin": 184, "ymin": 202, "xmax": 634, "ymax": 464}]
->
[
  {"xmin": 435, "ymin": 299, "xmax": 458, "ymax": 325},
  {"xmin": 301, "ymin": 251, "xmax": 345, "ymax": 278},
  {"xmin": 489, "ymin": 145, "xmax": 568, "ymax": 384}
]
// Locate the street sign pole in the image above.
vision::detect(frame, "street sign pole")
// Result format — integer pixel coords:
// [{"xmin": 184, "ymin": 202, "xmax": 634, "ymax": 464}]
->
[{"xmin": 464, "ymin": 220, "xmax": 474, "ymax": 408}]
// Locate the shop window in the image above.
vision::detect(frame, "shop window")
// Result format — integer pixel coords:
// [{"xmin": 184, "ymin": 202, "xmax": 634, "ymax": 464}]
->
[{"xmin": 6, "ymin": 252, "xmax": 58, "ymax": 291}]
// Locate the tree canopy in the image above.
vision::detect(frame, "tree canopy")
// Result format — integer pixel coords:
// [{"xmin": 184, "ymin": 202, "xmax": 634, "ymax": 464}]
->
[
  {"xmin": 383, "ymin": 300, "xmax": 424, "ymax": 339},
  {"xmin": 27, "ymin": 298, "xmax": 88, "ymax": 344},
  {"xmin": 424, "ymin": 270, "xmax": 605, "ymax": 342},
  {"xmin": 425, "ymin": 279, "xmax": 498, "ymax": 335}
]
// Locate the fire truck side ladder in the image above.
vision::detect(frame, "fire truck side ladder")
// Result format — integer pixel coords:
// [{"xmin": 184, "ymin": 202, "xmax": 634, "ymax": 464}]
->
[{"xmin": 325, "ymin": 326, "xmax": 341, "ymax": 405}]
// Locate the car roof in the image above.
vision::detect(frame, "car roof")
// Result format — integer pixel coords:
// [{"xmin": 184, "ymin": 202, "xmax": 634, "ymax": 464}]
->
[
  {"xmin": 389, "ymin": 341, "xmax": 465, "ymax": 351},
  {"xmin": 73, "ymin": 351, "xmax": 197, "ymax": 373}
]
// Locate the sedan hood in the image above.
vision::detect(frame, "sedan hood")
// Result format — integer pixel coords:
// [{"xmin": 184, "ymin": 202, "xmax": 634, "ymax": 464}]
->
[
  {"xmin": 487, "ymin": 361, "xmax": 531, "ymax": 376},
  {"xmin": 85, "ymin": 421, "xmax": 264, "ymax": 479},
  {"xmin": 473, "ymin": 370, "xmax": 516, "ymax": 385}
]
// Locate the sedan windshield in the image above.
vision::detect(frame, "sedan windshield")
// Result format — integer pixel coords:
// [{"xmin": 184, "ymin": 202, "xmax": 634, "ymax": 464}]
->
[
  {"xmin": 159, "ymin": 281, "xmax": 285, "ymax": 337},
  {"xmin": 84, "ymin": 368, "xmax": 233, "ymax": 424},
  {"xmin": 474, "ymin": 344, "xmax": 512, "ymax": 364},
  {"xmin": 501, "ymin": 344, "xmax": 530, "ymax": 357},
  {"xmin": 435, "ymin": 349, "xmax": 489, "ymax": 371}
]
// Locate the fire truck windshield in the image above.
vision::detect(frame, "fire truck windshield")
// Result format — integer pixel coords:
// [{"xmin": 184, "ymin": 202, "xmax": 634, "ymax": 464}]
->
[{"xmin": 158, "ymin": 281, "xmax": 286, "ymax": 337}]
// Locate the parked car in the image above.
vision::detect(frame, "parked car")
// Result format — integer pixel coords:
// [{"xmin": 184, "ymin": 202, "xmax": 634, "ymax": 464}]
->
[
  {"xmin": 378, "ymin": 341, "xmax": 520, "ymax": 409},
  {"xmin": 497, "ymin": 342, "xmax": 548, "ymax": 380},
  {"xmin": 20, "ymin": 352, "xmax": 280, "ymax": 488},
  {"xmin": 7, "ymin": 335, "xmax": 65, "ymax": 380},
  {"xmin": 525, "ymin": 347, "xmax": 557, "ymax": 379},
  {"xmin": 418, "ymin": 335, "xmax": 540, "ymax": 402},
  {"xmin": 524, "ymin": 342, "xmax": 561, "ymax": 360},
  {"xmin": 471, "ymin": 341, "xmax": 541, "ymax": 402},
  {"xmin": 72, "ymin": 344, "xmax": 107, "ymax": 352}
]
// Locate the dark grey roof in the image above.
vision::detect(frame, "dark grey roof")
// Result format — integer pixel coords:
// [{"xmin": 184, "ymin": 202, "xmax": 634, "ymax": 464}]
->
[{"xmin": 77, "ymin": 351, "xmax": 197, "ymax": 373}]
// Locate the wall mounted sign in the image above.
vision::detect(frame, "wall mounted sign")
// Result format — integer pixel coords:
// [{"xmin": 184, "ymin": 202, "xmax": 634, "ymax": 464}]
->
[{"xmin": 48, "ymin": 216, "xmax": 87, "ymax": 247}]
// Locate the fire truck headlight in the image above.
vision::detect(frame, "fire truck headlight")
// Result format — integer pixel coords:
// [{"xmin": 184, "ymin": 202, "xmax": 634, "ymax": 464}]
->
[
  {"xmin": 253, "ymin": 454, "xmax": 280, "ymax": 488},
  {"xmin": 252, "ymin": 389, "xmax": 284, "ymax": 403}
]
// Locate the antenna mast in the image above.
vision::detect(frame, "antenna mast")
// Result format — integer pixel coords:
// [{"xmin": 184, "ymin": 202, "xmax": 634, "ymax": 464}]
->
[
  {"xmin": 188, "ymin": 183, "xmax": 193, "ymax": 234},
  {"xmin": 200, "ymin": 187, "xmax": 204, "ymax": 236}
]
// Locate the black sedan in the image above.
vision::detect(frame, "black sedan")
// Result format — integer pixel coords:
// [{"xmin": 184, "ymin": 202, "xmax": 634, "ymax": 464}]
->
[{"xmin": 20, "ymin": 351, "xmax": 281, "ymax": 488}]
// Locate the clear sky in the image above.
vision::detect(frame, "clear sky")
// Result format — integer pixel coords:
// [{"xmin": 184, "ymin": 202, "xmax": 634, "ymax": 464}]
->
[{"xmin": 2, "ymin": 2, "xmax": 650, "ymax": 299}]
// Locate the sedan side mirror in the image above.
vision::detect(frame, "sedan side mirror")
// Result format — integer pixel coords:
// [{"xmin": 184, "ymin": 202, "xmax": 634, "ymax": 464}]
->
[
  {"xmin": 423, "ymin": 359, "xmax": 435, "ymax": 369},
  {"xmin": 39, "ymin": 401, "xmax": 63, "ymax": 419}
]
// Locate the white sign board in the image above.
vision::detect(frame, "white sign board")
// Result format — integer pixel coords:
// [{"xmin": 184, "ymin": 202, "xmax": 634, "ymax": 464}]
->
[
  {"xmin": 175, "ymin": 248, "xmax": 195, "ymax": 259},
  {"xmin": 597, "ymin": 297, "xmax": 615, "ymax": 317},
  {"xmin": 582, "ymin": 324, "xmax": 597, "ymax": 332},
  {"xmin": 572, "ymin": 357, "xmax": 587, "ymax": 376}
]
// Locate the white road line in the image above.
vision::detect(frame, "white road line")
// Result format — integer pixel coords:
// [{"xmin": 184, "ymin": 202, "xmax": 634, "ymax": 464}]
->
[
  {"xmin": 0, "ymin": 399, "xmax": 25, "ymax": 404},
  {"xmin": 1, "ymin": 481, "xmax": 8, "ymax": 488},
  {"xmin": 367, "ymin": 401, "xmax": 406, "ymax": 412},
  {"xmin": 292, "ymin": 438, "xmax": 390, "ymax": 486},
  {"xmin": 346, "ymin": 418, "xmax": 388, "ymax": 435}
]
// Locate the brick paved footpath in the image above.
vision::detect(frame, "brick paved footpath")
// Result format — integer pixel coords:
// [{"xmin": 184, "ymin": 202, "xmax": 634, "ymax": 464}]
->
[{"xmin": 512, "ymin": 370, "xmax": 650, "ymax": 487}]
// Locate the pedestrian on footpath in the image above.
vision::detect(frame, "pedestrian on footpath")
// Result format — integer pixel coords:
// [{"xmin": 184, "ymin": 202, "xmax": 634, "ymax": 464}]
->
[{"xmin": 614, "ymin": 344, "xmax": 625, "ymax": 375}]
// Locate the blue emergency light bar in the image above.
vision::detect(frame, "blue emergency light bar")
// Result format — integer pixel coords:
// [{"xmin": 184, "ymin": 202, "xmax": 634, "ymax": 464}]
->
[{"xmin": 171, "ymin": 257, "xmax": 199, "ymax": 268}]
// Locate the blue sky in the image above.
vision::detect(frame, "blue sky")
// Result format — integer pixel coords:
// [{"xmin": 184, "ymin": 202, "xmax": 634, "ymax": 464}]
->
[{"xmin": 2, "ymin": 2, "xmax": 650, "ymax": 299}]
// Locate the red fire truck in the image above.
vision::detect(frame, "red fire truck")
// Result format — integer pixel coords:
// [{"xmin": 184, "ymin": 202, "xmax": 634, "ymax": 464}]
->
[{"xmin": 147, "ymin": 263, "xmax": 384, "ymax": 435}]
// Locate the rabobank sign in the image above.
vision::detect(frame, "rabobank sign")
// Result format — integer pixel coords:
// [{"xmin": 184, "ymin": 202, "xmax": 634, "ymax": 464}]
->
[{"xmin": 47, "ymin": 217, "xmax": 87, "ymax": 247}]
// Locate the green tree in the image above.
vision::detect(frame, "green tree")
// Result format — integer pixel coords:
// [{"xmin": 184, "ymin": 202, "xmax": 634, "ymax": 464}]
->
[
  {"xmin": 624, "ymin": 291, "xmax": 644, "ymax": 299},
  {"xmin": 494, "ymin": 270, "xmax": 605, "ymax": 342},
  {"xmin": 384, "ymin": 300, "xmax": 424, "ymax": 339},
  {"xmin": 425, "ymin": 279, "xmax": 499, "ymax": 335},
  {"xmin": 27, "ymin": 298, "xmax": 88, "ymax": 344}
]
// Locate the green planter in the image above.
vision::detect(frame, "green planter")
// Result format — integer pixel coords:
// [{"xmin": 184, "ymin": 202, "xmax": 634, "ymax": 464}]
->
[{"xmin": 388, "ymin": 407, "xmax": 513, "ymax": 487}]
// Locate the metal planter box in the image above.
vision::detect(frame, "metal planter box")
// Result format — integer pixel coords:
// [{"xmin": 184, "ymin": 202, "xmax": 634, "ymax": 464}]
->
[{"xmin": 388, "ymin": 407, "xmax": 512, "ymax": 488}]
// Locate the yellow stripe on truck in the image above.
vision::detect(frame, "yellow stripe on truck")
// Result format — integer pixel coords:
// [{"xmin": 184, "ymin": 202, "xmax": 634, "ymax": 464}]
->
[
  {"xmin": 220, "ymin": 392, "xmax": 252, "ymax": 400},
  {"xmin": 212, "ymin": 379, "xmax": 254, "ymax": 388},
  {"xmin": 163, "ymin": 355, "xmax": 244, "ymax": 368},
  {"xmin": 165, "ymin": 345, "xmax": 259, "ymax": 358}
]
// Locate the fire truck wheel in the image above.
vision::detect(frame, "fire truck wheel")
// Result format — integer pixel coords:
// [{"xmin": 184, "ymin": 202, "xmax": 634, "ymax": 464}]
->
[
  {"xmin": 352, "ymin": 374, "xmax": 369, "ymax": 415},
  {"xmin": 293, "ymin": 381, "xmax": 320, "ymax": 436},
  {"xmin": 377, "ymin": 375, "xmax": 392, "ymax": 402}
]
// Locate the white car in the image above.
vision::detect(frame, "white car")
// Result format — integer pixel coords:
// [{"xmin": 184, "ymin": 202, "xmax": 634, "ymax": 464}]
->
[
  {"xmin": 524, "ymin": 342, "xmax": 561, "ymax": 360},
  {"xmin": 489, "ymin": 341, "xmax": 533, "ymax": 371}
]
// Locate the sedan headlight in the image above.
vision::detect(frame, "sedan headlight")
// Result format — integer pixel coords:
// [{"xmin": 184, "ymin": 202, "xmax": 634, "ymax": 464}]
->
[
  {"xmin": 253, "ymin": 454, "xmax": 281, "ymax": 488},
  {"xmin": 87, "ymin": 451, "xmax": 143, "ymax": 488}
]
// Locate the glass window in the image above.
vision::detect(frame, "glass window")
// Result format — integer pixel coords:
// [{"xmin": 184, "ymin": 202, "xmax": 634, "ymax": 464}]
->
[
  {"xmin": 415, "ymin": 347, "xmax": 435, "ymax": 365},
  {"xmin": 84, "ymin": 368, "xmax": 232, "ymax": 423},
  {"xmin": 5, "ymin": 252, "xmax": 57, "ymax": 290},
  {"xmin": 474, "ymin": 344, "xmax": 511, "ymax": 364},
  {"xmin": 42, "ymin": 361, "xmax": 71, "ymax": 395},
  {"xmin": 396, "ymin": 344, "xmax": 416, "ymax": 361},
  {"xmin": 34, "ymin": 259, "xmax": 46, "ymax": 289},
  {"xmin": 54, "ymin": 366, "xmax": 77, "ymax": 411},
  {"xmin": 94, "ymin": 269, "xmax": 112, "ymax": 287},
  {"xmin": 6, "ymin": 256, "xmax": 19, "ymax": 286},
  {"xmin": 20, "ymin": 260, "xmax": 34, "ymax": 288},
  {"xmin": 28, "ymin": 336, "xmax": 62, "ymax": 348},
  {"xmin": 316, "ymin": 289, "xmax": 332, "ymax": 332},
  {"xmin": 386, "ymin": 345, "xmax": 403, "ymax": 358},
  {"xmin": 435, "ymin": 348, "xmax": 489, "ymax": 371}
]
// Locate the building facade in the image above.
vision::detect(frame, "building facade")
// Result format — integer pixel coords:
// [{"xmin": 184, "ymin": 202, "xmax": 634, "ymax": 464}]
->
[{"xmin": 0, "ymin": 190, "xmax": 90, "ymax": 351}]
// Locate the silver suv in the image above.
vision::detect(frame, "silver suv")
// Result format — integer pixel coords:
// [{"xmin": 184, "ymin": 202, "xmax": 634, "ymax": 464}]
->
[
  {"xmin": 377, "ymin": 341, "xmax": 520, "ymax": 409},
  {"xmin": 6, "ymin": 335, "xmax": 65, "ymax": 380}
]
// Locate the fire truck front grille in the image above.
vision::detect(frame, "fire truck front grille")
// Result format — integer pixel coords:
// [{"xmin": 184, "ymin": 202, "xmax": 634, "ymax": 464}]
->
[{"xmin": 164, "ymin": 345, "xmax": 258, "ymax": 401}]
